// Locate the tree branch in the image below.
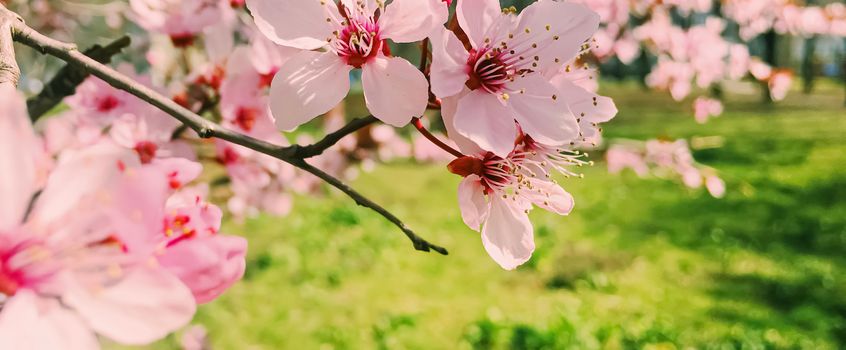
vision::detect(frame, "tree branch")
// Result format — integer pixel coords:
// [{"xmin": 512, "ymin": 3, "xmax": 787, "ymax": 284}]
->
[
  {"xmin": 290, "ymin": 115, "xmax": 378, "ymax": 158},
  {"xmin": 0, "ymin": 6, "xmax": 20, "ymax": 86},
  {"xmin": 27, "ymin": 36, "xmax": 131, "ymax": 121},
  {"xmin": 2, "ymin": 4, "xmax": 447, "ymax": 255}
]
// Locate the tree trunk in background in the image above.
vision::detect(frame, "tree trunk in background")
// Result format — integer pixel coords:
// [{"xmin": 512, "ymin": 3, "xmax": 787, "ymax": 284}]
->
[
  {"xmin": 636, "ymin": 51, "xmax": 651, "ymax": 89},
  {"xmin": 801, "ymin": 36, "xmax": 817, "ymax": 94},
  {"xmin": 762, "ymin": 30, "xmax": 778, "ymax": 104}
]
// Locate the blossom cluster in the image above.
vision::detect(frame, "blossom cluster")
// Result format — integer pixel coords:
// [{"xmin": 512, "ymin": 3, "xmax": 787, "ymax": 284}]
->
[
  {"xmin": 240, "ymin": 0, "xmax": 615, "ymax": 269},
  {"xmin": 0, "ymin": 83, "xmax": 245, "ymax": 348},
  {"xmin": 725, "ymin": 0, "xmax": 846, "ymax": 40},
  {"xmin": 570, "ymin": 0, "xmax": 846, "ymax": 126},
  {"xmin": 606, "ymin": 139, "xmax": 726, "ymax": 198}
]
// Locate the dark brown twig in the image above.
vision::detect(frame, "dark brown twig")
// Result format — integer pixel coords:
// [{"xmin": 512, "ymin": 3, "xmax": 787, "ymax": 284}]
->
[
  {"xmin": 26, "ymin": 36, "xmax": 131, "ymax": 121},
  {"xmin": 290, "ymin": 115, "xmax": 378, "ymax": 158}
]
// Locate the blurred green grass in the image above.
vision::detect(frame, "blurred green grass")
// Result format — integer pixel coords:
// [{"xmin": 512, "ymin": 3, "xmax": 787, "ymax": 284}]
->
[{"xmin": 154, "ymin": 80, "xmax": 846, "ymax": 349}]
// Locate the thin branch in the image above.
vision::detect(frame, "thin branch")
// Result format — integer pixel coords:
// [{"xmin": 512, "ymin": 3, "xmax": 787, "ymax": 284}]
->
[
  {"xmin": 291, "ymin": 115, "xmax": 378, "ymax": 158},
  {"xmin": 2, "ymin": 5, "xmax": 447, "ymax": 255},
  {"xmin": 27, "ymin": 36, "xmax": 131, "ymax": 121},
  {"xmin": 289, "ymin": 158, "xmax": 448, "ymax": 255},
  {"xmin": 413, "ymin": 118, "xmax": 463, "ymax": 158}
]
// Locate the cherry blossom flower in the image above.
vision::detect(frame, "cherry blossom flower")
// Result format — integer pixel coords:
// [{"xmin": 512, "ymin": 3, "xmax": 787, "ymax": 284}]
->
[
  {"xmin": 449, "ymin": 146, "xmax": 577, "ymax": 270},
  {"xmin": 413, "ymin": 133, "xmax": 458, "ymax": 164},
  {"xmin": 216, "ymin": 139, "xmax": 297, "ymax": 220},
  {"xmin": 645, "ymin": 58, "xmax": 693, "ymax": 101},
  {"xmin": 429, "ymin": 0, "xmax": 600, "ymax": 156},
  {"xmin": 769, "ymin": 70, "xmax": 793, "ymax": 101},
  {"xmin": 154, "ymin": 182, "xmax": 247, "ymax": 303},
  {"xmin": 727, "ymin": 44, "xmax": 751, "ymax": 80},
  {"xmin": 370, "ymin": 125, "xmax": 412, "ymax": 162},
  {"xmin": 546, "ymin": 62, "xmax": 618, "ymax": 147},
  {"xmin": 0, "ymin": 84, "xmax": 195, "ymax": 348},
  {"xmin": 180, "ymin": 324, "xmax": 211, "ymax": 350},
  {"xmin": 246, "ymin": 0, "xmax": 448, "ymax": 130},
  {"xmin": 749, "ymin": 59, "xmax": 773, "ymax": 81},
  {"xmin": 606, "ymin": 145, "xmax": 649, "ymax": 177},
  {"xmin": 693, "ymin": 97, "xmax": 724, "ymax": 124},
  {"xmin": 705, "ymin": 175, "xmax": 726, "ymax": 198},
  {"xmin": 66, "ymin": 67, "xmax": 149, "ymax": 125},
  {"xmin": 440, "ymin": 95, "xmax": 581, "ymax": 270},
  {"xmin": 129, "ymin": 0, "xmax": 233, "ymax": 46}
]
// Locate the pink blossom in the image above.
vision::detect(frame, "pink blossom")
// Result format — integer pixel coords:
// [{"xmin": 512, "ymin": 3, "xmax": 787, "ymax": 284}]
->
[
  {"xmin": 216, "ymin": 139, "xmax": 296, "ymax": 219},
  {"xmin": 706, "ymin": 175, "xmax": 726, "ymax": 198},
  {"xmin": 546, "ymin": 62, "xmax": 618, "ymax": 147},
  {"xmin": 1, "ymin": 84, "xmax": 196, "ymax": 347},
  {"xmin": 727, "ymin": 44, "xmax": 751, "ymax": 80},
  {"xmin": 828, "ymin": 4, "xmax": 846, "ymax": 36},
  {"xmin": 159, "ymin": 185, "xmax": 247, "ymax": 303},
  {"xmin": 370, "ymin": 125, "xmax": 412, "ymax": 162},
  {"xmin": 644, "ymin": 138, "xmax": 706, "ymax": 189},
  {"xmin": 180, "ymin": 324, "xmax": 211, "ymax": 350},
  {"xmin": 749, "ymin": 59, "xmax": 773, "ymax": 81},
  {"xmin": 449, "ymin": 145, "xmax": 577, "ymax": 270},
  {"xmin": 247, "ymin": 0, "xmax": 448, "ymax": 130},
  {"xmin": 571, "ymin": 0, "xmax": 630, "ymax": 28},
  {"xmin": 693, "ymin": 97, "xmax": 723, "ymax": 124},
  {"xmin": 129, "ymin": 0, "xmax": 232, "ymax": 46},
  {"xmin": 769, "ymin": 70, "xmax": 793, "ymax": 101},
  {"xmin": 66, "ymin": 67, "xmax": 149, "ymax": 125},
  {"xmin": 613, "ymin": 34, "xmax": 641, "ymax": 65},
  {"xmin": 98, "ymin": 157, "xmax": 246, "ymax": 305},
  {"xmin": 429, "ymin": 0, "xmax": 600, "ymax": 157},
  {"xmin": 646, "ymin": 58, "xmax": 693, "ymax": 101},
  {"xmin": 413, "ymin": 133, "xmax": 457, "ymax": 163},
  {"xmin": 441, "ymin": 96, "xmax": 582, "ymax": 270},
  {"xmin": 606, "ymin": 145, "xmax": 649, "ymax": 177},
  {"xmin": 219, "ymin": 46, "xmax": 281, "ymax": 138}
]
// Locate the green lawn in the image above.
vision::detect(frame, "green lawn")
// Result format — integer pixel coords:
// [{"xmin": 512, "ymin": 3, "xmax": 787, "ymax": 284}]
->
[{"xmin": 152, "ymin": 81, "xmax": 846, "ymax": 349}]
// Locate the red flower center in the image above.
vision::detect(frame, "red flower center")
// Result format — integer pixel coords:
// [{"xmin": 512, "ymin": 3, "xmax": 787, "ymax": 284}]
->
[
  {"xmin": 97, "ymin": 95, "xmax": 121, "ymax": 113},
  {"xmin": 134, "ymin": 141, "xmax": 158, "ymax": 164},
  {"xmin": 466, "ymin": 49, "xmax": 511, "ymax": 93}
]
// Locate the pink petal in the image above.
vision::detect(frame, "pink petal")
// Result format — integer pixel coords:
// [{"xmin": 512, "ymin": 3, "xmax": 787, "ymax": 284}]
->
[
  {"xmin": 515, "ymin": 1, "xmax": 600, "ymax": 71},
  {"xmin": 64, "ymin": 266, "xmax": 196, "ymax": 345},
  {"xmin": 380, "ymin": 0, "xmax": 448, "ymax": 43},
  {"xmin": 706, "ymin": 176, "xmax": 726, "ymax": 198},
  {"xmin": 523, "ymin": 179, "xmax": 575, "ymax": 215},
  {"xmin": 361, "ymin": 56, "xmax": 428, "ymax": 127},
  {"xmin": 457, "ymin": 0, "xmax": 502, "ymax": 48},
  {"xmin": 481, "ymin": 198, "xmax": 535, "ymax": 270},
  {"xmin": 269, "ymin": 51, "xmax": 352, "ymax": 131},
  {"xmin": 508, "ymin": 75, "xmax": 580, "ymax": 146},
  {"xmin": 245, "ymin": 0, "xmax": 333, "ymax": 50},
  {"xmin": 548, "ymin": 77, "xmax": 618, "ymax": 123},
  {"xmin": 0, "ymin": 84, "xmax": 37, "ymax": 230},
  {"xmin": 458, "ymin": 175, "xmax": 489, "ymax": 230},
  {"xmin": 159, "ymin": 235, "xmax": 247, "ymax": 304},
  {"xmin": 30, "ymin": 143, "xmax": 140, "ymax": 228},
  {"xmin": 440, "ymin": 93, "xmax": 485, "ymax": 155},
  {"xmin": 0, "ymin": 290, "xmax": 98, "ymax": 350},
  {"xmin": 453, "ymin": 90, "xmax": 518, "ymax": 158},
  {"xmin": 429, "ymin": 27, "xmax": 471, "ymax": 98}
]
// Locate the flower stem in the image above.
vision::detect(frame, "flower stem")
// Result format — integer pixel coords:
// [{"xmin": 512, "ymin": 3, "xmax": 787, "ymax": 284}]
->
[{"xmin": 412, "ymin": 117, "xmax": 464, "ymax": 158}]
